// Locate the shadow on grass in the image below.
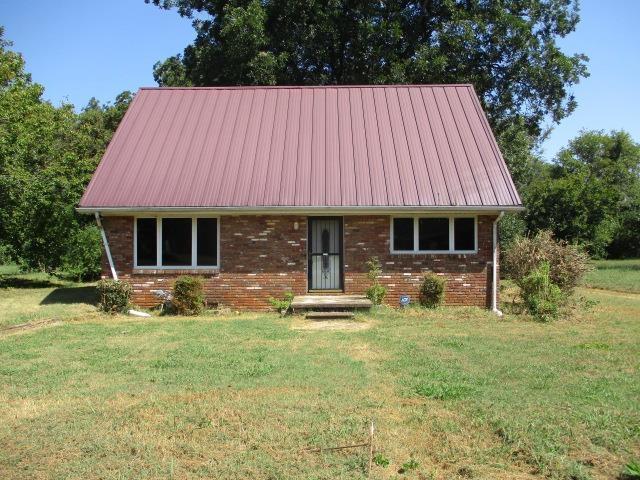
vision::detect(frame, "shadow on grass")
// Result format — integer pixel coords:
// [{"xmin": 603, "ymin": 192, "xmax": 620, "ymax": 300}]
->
[
  {"xmin": 0, "ymin": 276, "xmax": 59, "ymax": 289},
  {"xmin": 40, "ymin": 286, "xmax": 97, "ymax": 305}
]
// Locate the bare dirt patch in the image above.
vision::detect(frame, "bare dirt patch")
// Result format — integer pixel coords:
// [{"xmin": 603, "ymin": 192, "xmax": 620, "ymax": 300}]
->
[{"xmin": 290, "ymin": 317, "xmax": 372, "ymax": 331}]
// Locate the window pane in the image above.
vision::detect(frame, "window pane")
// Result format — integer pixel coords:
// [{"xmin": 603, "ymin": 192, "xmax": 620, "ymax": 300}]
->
[
  {"xmin": 454, "ymin": 218, "xmax": 475, "ymax": 251},
  {"xmin": 197, "ymin": 218, "xmax": 218, "ymax": 266},
  {"xmin": 419, "ymin": 218, "xmax": 449, "ymax": 251},
  {"xmin": 393, "ymin": 218, "xmax": 414, "ymax": 251},
  {"xmin": 136, "ymin": 218, "xmax": 157, "ymax": 266},
  {"xmin": 162, "ymin": 218, "xmax": 192, "ymax": 266}
]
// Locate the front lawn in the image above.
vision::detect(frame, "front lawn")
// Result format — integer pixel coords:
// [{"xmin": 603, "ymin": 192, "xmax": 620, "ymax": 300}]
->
[
  {"xmin": 0, "ymin": 266, "xmax": 97, "ymax": 329},
  {"xmin": 1, "ymin": 279, "xmax": 639, "ymax": 480}
]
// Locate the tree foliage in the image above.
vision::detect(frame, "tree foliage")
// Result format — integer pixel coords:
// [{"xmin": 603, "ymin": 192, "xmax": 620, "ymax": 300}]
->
[
  {"xmin": 0, "ymin": 27, "xmax": 131, "ymax": 276},
  {"xmin": 525, "ymin": 130, "xmax": 640, "ymax": 257},
  {"xmin": 148, "ymin": 0, "xmax": 588, "ymax": 137}
]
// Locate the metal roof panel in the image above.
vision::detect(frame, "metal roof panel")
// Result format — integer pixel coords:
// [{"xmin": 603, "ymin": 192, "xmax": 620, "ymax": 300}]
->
[{"xmin": 79, "ymin": 85, "xmax": 522, "ymax": 209}]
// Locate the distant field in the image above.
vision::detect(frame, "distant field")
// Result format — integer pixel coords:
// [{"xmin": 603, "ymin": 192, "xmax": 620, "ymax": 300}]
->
[{"xmin": 582, "ymin": 259, "xmax": 640, "ymax": 293}]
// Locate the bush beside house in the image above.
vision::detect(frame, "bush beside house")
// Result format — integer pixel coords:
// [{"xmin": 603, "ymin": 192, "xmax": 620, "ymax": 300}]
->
[
  {"xmin": 97, "ymin": 279, "xmax": 132, "ymax": 314},
  {"xmin": 172, "ymin": 276, "xmax": 206, "ymax": 316},
  {"xmin": 419, "ymin": 274, "xmax": 446, "ymax": 308}
]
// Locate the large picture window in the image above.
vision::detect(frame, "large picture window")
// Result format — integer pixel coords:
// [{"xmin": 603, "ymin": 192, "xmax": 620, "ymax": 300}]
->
[
  {"xmin": 390, "ymin": 216, "xmax": 476, "ymax": 253},
  {"xmin": 135, "ymin": 217, "xmax": 219, "ymax": 268}
]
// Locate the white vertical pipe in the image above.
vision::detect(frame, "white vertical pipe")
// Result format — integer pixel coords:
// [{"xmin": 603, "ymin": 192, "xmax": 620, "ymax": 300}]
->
[
  {"xmin": 94, "ymin": 212, "xmax": 118, "ymax": 280},
  {"xmin": 492, "ymin": 212, "xmax": 504, "ymax": 316}
]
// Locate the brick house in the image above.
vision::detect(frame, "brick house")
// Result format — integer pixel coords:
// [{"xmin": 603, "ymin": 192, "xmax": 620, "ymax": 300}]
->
[{"xmin": 78, "ymin": 85, "xmax": 522, "ymax": 311}]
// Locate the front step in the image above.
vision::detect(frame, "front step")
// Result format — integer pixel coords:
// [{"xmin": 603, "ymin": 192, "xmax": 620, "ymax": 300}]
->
[
  {"xmin": 291, "ymin": 294, "xmax": 372, "ymax": 311},
  {"xmin": 305, "ymin": 311, "xmax": 354, "ymax": 320}
]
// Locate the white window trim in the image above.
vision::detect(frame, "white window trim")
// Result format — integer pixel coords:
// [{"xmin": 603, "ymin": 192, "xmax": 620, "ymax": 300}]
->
[
  {"xmin": 134, "ymin": 215, "xmax": 220, "ymax": 269},
  {"xmin": 389, "ymin": 215, "xmax": 478, "ymax": 254}
]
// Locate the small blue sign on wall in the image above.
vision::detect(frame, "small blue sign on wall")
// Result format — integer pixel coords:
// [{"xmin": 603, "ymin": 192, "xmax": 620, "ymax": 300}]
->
[{"xmin": 399, "ymin": 294, "xmax": 411, "ymax": 307}]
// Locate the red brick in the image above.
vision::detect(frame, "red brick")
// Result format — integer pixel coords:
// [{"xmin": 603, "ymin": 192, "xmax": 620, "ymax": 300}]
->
[{"xmin": 100, "ymin": 214, "xmax": 499, "ymax": 310}]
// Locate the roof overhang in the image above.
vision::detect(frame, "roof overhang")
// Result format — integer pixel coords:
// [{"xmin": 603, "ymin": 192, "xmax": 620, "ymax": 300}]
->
[{"xmin": 78, "ymin": 205, "xmax": 525, "ymax": 216}]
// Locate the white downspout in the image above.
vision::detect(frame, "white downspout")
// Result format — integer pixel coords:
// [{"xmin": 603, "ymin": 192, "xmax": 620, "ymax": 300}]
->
[
  {"xmin": 492, "ymin": 212, "xmax": 504, "ymax": 316},
  {"xmin": 94, "ymin": 212, "xmax": 118, "ymax": 280}
]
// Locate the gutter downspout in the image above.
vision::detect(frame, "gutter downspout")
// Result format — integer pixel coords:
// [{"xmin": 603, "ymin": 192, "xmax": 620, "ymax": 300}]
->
[
  {"xmin": 492, "ymin": 212, "xmax": 505, "ymax": 316},
  {"xmin": 94, "ymin": 212, "xmax": 118, "ymax": 281}
]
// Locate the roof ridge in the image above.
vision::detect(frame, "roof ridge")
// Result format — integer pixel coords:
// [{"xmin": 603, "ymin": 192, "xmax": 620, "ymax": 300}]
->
[{"xmin": 138, "ymin": 84, "xmax": 474, "ymax": 91}]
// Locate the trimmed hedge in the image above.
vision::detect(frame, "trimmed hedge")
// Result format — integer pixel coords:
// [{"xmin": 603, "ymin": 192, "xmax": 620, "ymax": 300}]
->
[
  {"xmin": 97, "ymin": 279, "xmax": 132, "ymax": 314},
  {"xmin": 419, "ymin": 273, "xmax": 445, "ymax": 308},
  {"xmin": 172, "ymin": 276, "xmax": 206, "ymax": 316}
]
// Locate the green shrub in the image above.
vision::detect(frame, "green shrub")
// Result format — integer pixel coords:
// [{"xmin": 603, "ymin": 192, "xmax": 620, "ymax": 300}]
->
[
  {"xmin": 419, "ymin": 273, "xmax": 445, "ymax": 308},
  {"xmin": 520, "ymin": 262, "xmax": 565, "ymax": 321},
  {"xmin": 366, "ymin": 284, "xmax": 387, "ymax": 305},
  {"xmin": 503, "ymin": 231, "xmax": 591, "ymax": 294},
  {"xmin": 268, "ymin": 291, "xmax": 294, "ymax": 315},
  {"xmin": 97, "ymin": 279, "xmax": 132, "ymax": 314},
  {"xmin": 58, "ymin": 225, "xmax": 102, "ymax": 281},
  {"xmin": 365, "ymin": 256, "xmax": 387, "ymax": 305},
  {"xmin": 172, "ymin": 276, "xmax": 206, "ymax": 315}
]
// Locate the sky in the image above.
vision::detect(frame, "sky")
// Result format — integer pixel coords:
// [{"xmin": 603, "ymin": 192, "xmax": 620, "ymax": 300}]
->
[{"xmin": 1, "ymin": 0, "xmax": 639, "ymax": 160}]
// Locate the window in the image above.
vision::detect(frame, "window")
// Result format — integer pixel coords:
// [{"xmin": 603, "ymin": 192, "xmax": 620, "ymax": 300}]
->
[
  {"xmin": 162, "ymin": 218, "xmax": 192, "ymax": 266},
  {"xmin": 419, "ymin": 218, "xmax": 449, "ymax": 251},
  {"xmin": 454, "ymin": 218, "xmax": 475, "ymax": 251},
  {"xmin": 136, "ymin": 218, "xmax": 157, "ymax": 266},
  {"xmin": 393, "ymin": 218, "xmax": 414, "ymax": 251},
  {"xmin": 134, "ymin": 216, "xmax": 219, "ymax": 268},
  {"xmin": 197, "ymin": 218, "xmax": 218, "ymax": 266},
  {"xmin": 390, "ymin": 216, "xmax": 476, "ymax": 253}
]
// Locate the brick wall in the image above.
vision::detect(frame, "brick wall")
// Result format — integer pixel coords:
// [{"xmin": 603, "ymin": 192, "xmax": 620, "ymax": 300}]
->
[
  {"xmin": 100, "ymin": 214, "xmax": 498, "ymax": 310},
  {"xmin": 343, "ymin": 215, "xmax": 497, "ymax": 307}
]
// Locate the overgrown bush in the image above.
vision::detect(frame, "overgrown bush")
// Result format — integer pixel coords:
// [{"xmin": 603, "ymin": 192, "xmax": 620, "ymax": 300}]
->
[
  {"xmin": 172, "ymin": 276, "xmax": 206, "ymax": 315},
  {"xmin": 97, "ymin": 279, "xmax": 132, "ymax": 314},
  {"xmin": 503, "ymin": 231, "xmax": 591, "ymax": 294},
  {"xmin": 58, "ymin": 225, "xmax": 102, "ymax": 281},
  {"xmin": 269, "ymin": 291, "xmax": 294, "ymax": 316},
  {"xmin": 365, "ymin": 256, "xmax": 387, "ymax": 305},
  {"xmin": 0, "ymin": 242, "xmax": 12, "ymax": 264},
  {"xmin": 520, "ymin": 262, "xmax": 565, "ymax": 321},
  {"xmin": 419, "ymin": 273, "xmax": 445, "ymax": 308}
]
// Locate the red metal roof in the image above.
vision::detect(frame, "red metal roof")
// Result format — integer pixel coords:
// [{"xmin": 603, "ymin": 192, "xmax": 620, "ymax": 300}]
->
[{"xmin": 80, "ymin": 85, "xmax": 521, "ymax": 209}]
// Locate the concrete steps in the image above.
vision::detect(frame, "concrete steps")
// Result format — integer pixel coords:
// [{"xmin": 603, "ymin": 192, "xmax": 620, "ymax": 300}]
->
[{"xmin": 290, "ymin": 294, "xmax": 372, "ymax": 312}]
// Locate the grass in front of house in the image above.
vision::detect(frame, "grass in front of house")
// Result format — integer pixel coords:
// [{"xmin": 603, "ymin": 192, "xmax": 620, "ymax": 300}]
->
[
  {"xmin": 0, "ymin": 279, "xmax": 639, "ymax": 479},
  {"xmin": 0, "ymin": 265, "xmax": 97, "ymax": 328},
  {"xmin": 582, "ymin": 259, "xmax": 640, "ymax": 293}
]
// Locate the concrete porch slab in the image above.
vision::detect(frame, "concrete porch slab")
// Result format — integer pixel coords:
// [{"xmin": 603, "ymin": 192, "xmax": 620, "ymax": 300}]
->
[{"xmin": 291, "ymin": 294, "xmax": 372, "ymax": 310}]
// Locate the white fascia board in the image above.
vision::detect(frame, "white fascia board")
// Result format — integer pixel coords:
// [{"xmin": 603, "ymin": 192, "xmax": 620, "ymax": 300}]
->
[{"xmin": 77, "ymin": 205, "xmax": 525, "ymax": 216}]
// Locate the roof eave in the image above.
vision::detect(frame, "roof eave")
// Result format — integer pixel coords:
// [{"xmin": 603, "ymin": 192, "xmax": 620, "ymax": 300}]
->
[{"xmin": 78, "ymin": 205, "xmax": 525, "ymax": 215}]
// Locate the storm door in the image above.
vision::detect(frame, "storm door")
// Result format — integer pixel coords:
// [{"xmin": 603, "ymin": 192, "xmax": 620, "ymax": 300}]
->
[{"xmin": 308, "ymin": 217, "xmax": 343, "ymax": 291}]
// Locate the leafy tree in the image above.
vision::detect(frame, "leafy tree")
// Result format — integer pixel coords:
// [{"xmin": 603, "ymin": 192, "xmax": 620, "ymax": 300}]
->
[
  {"xmin": 525, "ymin": 130, "xmax": 640, "ymax": 257},
  {"xmin": 0, "ymin": 27, "xmax": 131, "ymax": 277},
  {"xmin": 148, "ymin": 0, "xmax": 588, "ymax": 137}
]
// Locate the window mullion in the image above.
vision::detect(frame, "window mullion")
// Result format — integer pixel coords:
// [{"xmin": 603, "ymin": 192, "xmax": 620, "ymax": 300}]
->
[
  {"xmin": 449, "ymin": 217, "xmax": 454, "ymax": 252},
  {"xmin": 414, "ymin": 217, "xmax": 419, "ymax": 252},
  {"xmin": 133, "ymin": 218, "xmax": 138, "ymax": 267},
  {"xmin": 191, "ymin": 218, "xmax": 197, "ymax": 267},
  {"xmin": 157, "ymin": 218, "xmax": 162, "ymax": 266}
]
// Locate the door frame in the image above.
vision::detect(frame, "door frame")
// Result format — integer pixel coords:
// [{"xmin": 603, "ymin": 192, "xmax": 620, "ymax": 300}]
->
[{"xmin": 307, "ymin": 216, "xmax": 344, "ymax": 292}]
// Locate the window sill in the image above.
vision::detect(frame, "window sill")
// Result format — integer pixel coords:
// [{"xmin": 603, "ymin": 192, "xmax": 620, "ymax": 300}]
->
[
  {"xmin": 389, "ymin": 251, "xmax": 478, "ymax": 256},
  {"xmin": 133, "ymin": 267, "xmax": 220, "ymax": 275}
]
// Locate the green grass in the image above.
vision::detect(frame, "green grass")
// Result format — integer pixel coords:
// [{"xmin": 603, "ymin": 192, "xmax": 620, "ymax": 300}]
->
[
  {"xmin": 582, "ymin": 259, "xmax": 640, "ymax": 293},
  {"xmin": 0, "ymin": 265, "xmax": 97, "ymax": 328},
  {"xmin": 0, "ymin": 273, "xmax": 639, "ymax": 479}
]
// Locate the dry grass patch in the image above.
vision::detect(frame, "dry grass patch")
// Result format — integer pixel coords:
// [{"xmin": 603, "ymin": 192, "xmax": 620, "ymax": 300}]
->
[{"xmin": 0, "ymin": 285, "xmax": 639, "ymax": 479}]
